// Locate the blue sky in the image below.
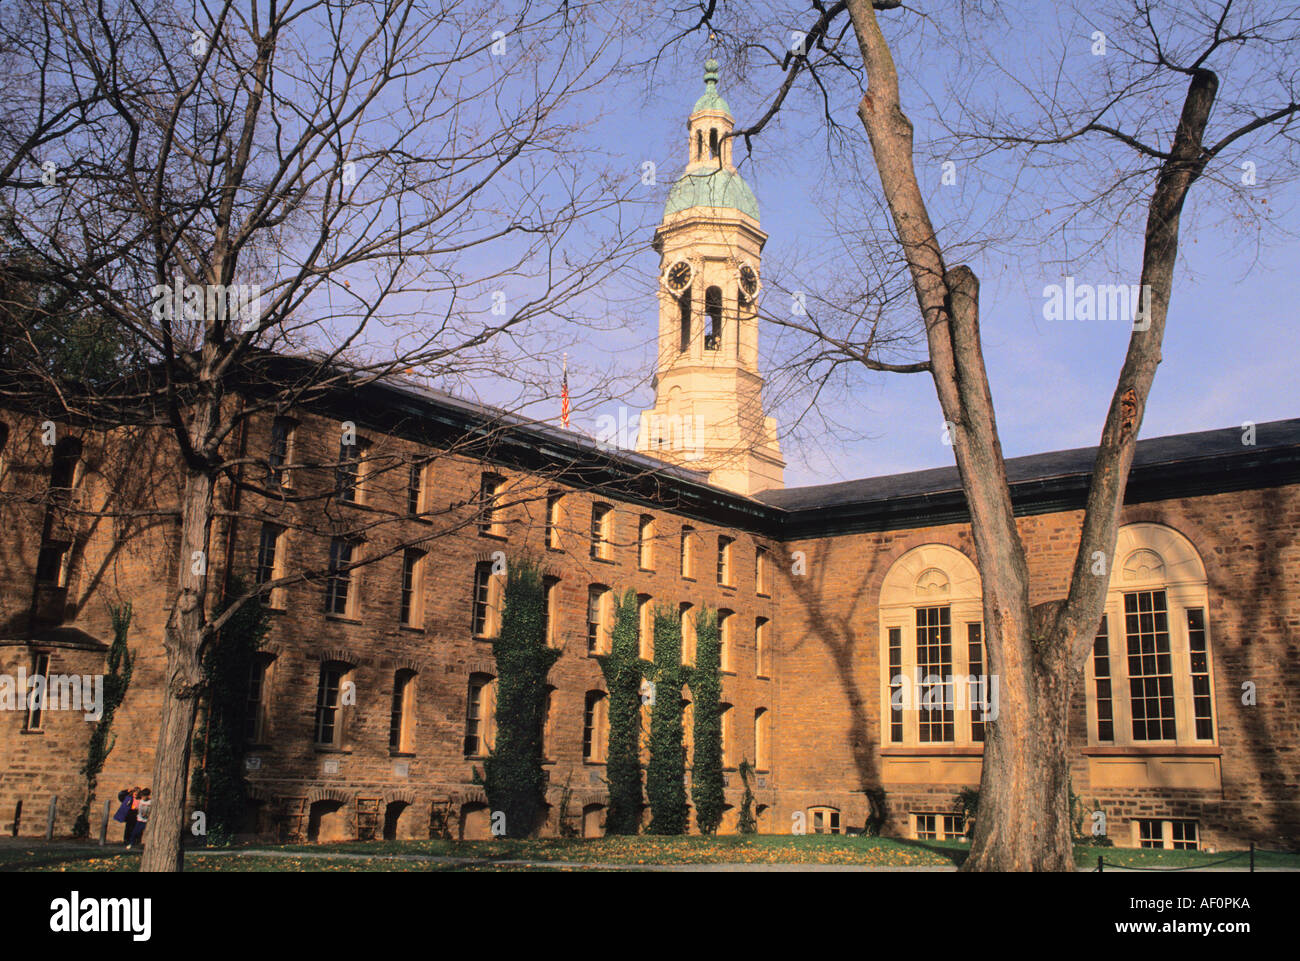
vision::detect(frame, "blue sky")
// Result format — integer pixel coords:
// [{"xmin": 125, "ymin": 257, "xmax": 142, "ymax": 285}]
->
[{"xmin": 550, "ymin": 2, "xmax": 1300, "ymax": 488}]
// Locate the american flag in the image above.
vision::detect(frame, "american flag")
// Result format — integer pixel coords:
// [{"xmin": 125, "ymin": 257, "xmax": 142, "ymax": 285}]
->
[{"xmin": 560, "ymin": 354, "xmax": 570, "ymax": 428}]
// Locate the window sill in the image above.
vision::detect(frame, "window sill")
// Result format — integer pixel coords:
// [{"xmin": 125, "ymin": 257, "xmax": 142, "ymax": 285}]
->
[
  {"xmin": 590, "ymin": 555, "xmax": 616, "ymax": 565},
  {"xmin": 389, "ymin": 750, "xmax": 416, "ymax": 758},
  {"xmin": 264, "ymin": 606, "xmax": 287, "ymax": 616},
  {"xmin": 756, "ymin": 674, "xmax": 771, "ymax": 681},
  {"xmin": 638, "ymin": 566, "xmax": 655, "ymax": 574},
  {"xmin": 20, "ymin": 729, "xmax": 45, "ymax": 736},
  {"xmin": 546, "ymin": 546, "xmax": 565, "ymax": 554},
  {"xmin": 313, "ymin": 746, "xmax": 353, "ymax": 755},
  {"xmin": 756, "ymin": 592, "xmax": 771, "ymax": 600},
  {"xmin": 398, "ymin": 625, "xmax": 426, "ymax": 634},
  {"xmin": 880, "ymin": 746, "xmax": 985, "ymax": 757},
  {"xmin": 1083, "ymin": 745, "xmax": 1222, "ymax": 757},
  {"xmin": 681, "ymin": 575, "xmax": 696, "ymax": 583},
  {"xmin": 718, "ymin": 583, "xmax": 735, "ymax": 592},
  {"xmin": 583, "ymin": 760, "xmax": 607, "ymax": 767},
  {"xmin": 324, "ymin": 615, "xmax": 362, "ymax": 625},
  {"xmin": 479, "ymin": 531, "xmax": 509, "ymax": 542},
  {"xmin": 472, "ymin": 634, "xmax": 497, "ymax": 643}
]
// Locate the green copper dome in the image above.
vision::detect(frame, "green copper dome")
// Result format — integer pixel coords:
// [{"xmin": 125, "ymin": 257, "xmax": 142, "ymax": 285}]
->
[
  {"xmin": 664, "ymin": 167, "xmax": 759, "ymax": 220},
  {"xmin": 693, "ymin": 58, "xmax": 730, "ymax": 114}
]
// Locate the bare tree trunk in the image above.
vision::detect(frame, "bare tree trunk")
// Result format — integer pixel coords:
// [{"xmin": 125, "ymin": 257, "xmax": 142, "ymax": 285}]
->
[{"xmin": 141, "ymin": 426, "xmax": 216, "ymax": 872}]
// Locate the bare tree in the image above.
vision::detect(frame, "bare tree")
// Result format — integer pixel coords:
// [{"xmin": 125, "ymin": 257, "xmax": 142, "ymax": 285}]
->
[
  {"xmin": 0, "ymin": 0, "xmax": 647, "ymax": 871},
  {"xmin": 663, "ymin": 0, "xmax": 1299, "ymax": 869}
]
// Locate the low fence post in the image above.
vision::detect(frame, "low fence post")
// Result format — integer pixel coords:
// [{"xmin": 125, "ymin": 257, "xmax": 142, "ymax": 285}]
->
[
  {"xmin": 100, "ymin": 799, "xmax": 112, "ymax": 846},
  {"xmin": 45, "ymin": 796, "xmax": 57, "ymax": 840},
  {"xmin": 1097, "ymin": 855, "xmax": 1103, "ymax": 873}
]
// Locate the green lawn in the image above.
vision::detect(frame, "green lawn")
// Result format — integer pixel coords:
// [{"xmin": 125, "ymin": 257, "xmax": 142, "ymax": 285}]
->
[{"xmin": 2, "ymin": 835, "xmax": 1295, "ymax": 872}]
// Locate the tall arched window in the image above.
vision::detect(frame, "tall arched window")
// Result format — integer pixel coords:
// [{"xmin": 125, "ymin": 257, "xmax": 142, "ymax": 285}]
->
[
  {"xmin": 709, "ymin": 127, "xmax": 718, "ymax": 159},
  {"xmin": 464, "ymin": 673, "xmax": 496, "ymax": 757},
  {"xmin": 704, "ymin": 286, "xmax": 722, "ymax": 350},
  {"xmin": 695, "ymin": 129, "xmax": 703, "ymax": 160},
  {"xmin": 1088, "ymin": 523, "xmax": 1216, "ymax": 747},
  {"xmin": 878, "ymin": 544, "xmax": 986, "ymax": 748},
  {"xmin": 678, "ymin": 290, "xmax": 692, "ymax": 352}
]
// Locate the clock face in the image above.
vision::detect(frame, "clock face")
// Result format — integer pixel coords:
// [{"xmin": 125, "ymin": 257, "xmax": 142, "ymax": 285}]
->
[
  {"xmin": 739, "ymin": 264, "xmax": 759, "ymax": 297},
  {"xmin": 666, "ymin": 260, "xmax": 692, "ymax": 293}
]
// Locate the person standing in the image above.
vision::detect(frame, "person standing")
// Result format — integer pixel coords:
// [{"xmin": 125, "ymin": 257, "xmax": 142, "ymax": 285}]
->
[
  {"xmin": 114, "ymin": 787, "xmax": 138, "ymax": 849},
  {"xmin": 131, "ymin": 789, "xmax": 151, "ymax": 847}
]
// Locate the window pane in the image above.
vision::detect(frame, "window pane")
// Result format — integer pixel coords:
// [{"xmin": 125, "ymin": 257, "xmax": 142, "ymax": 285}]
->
[
  {"xmin": 916, "ymin": 606, "xmax": 954, "ymax": 742},
  {"xmin": 1125, "ymin": 590, "xmax": 1176, "ymax": 740}
]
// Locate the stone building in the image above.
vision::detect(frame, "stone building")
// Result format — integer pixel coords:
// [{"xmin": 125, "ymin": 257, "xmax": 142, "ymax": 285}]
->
[{"xmin": 1, "ymin": 64, "xmax": 1298, "ymax": 852}]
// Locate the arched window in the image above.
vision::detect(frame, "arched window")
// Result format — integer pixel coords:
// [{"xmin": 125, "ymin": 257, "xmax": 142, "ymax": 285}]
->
[
  {"xmin": 583, "ymin": 690, "xmax": 608, "ymax": 762},
  {"xmin": 695, "ymin": 129, "xmax": 703, "ymax": 160},
  {"xmin": 878, "ymin": 544, "xmax": 985, "ymax": 748},
  {"xmin": 704, "ymin": 286, "xmax": 722, "ymax": 350},
  {"xmin": 678, "ymin": 290, "xmax": 692, "ymax": 352},
  {"xmin": 709, "ymin": 127, "xmax": 718, "ymax": 159},
  {"xmin": 1088, "ymin": 523, "xmax": 1216, "ymax": 747}
]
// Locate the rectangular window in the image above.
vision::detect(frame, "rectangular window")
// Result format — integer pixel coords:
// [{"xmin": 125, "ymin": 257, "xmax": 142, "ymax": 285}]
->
[
  {"xmin": 717, "ymin": 535, "xmax": 733, "ymax": 586},
  {"xmin": 336, "ymin": 436, "xmax": 365, "ymax": 503},
  {"xmin": 638, "ymin": 514, "xmax": 655, "ymax": 570},
  {"xmin": 1093, "ymin": 616, "xmax": 1114, "ymax": 742},
  {"xmin": 268, "ymin": 417, "xmax": 293, "ymax": 487},
  {"xmin": 400, "ymin": 549, "xmax": 424, "ymax": 627},
  {"xmin": 916, "ymin": 606, "xmax": 954, "ymax": 743},
  {"xmin": 755, "ymin": 617, "xmax": 769, "ymax": 677},
  {"xmin": 888, "ymin": 627, "xmax": 903, "ymax": 744},
  {"xmin": 638, "ymin": 594, "xmax": 654, "ymax": 661},
  {"xmin": 542, "ymin": 576, "xmax": 560, "ymax": 647},
  {"xmin": 1187, "ymin": 608, "xmax": 1214, "ymax": 740},
  {"xmin": 255, "ymin": 523, "xmax": 282, "ymax": 588},
  {"xmin": 314, "ymin": 665, "xmax": 344, "ymax": 746},
  {"xmin": 546, "ymin": 491, "xmax": 563, "ymax": 550},
  {"xmin": 471, "ymin": 563, "xmax": 500, "ymax": 638},
  {"xmin": 1137, "ymin": 819, "xmax": 1162, "ymax": 849},
  {"xmin": 1170, "ymin": 819, "xmax": 1199, "ymax": 850},
  {"xmin": 407, "ymin": 462, "xmax": 425, "ymax": 515},
  {"xmin": 324, "ymin": 539, "xmax": 354, "ymax": 616},
  {"xmin": 34, "ymin": 542, "xmax": 69, "ymax": 586},
  {"xmin": 1125, "ymin": 590, "xmax": 1176, "ymax": 741},
  {"xmin": 478, "ymin": 473, "xmax": 505, "ymax": 537},
  {"xmin": 756, "ymin": 546, "xmax": 771, "ymax": 595},
  {"xmin": 718, "ymin": 610, "xmax": 733, "ymax": 671},
  {"xmin": 915, "ymin": 812, "xmax": 964, "ymax": 841},
  {"xmin": 810, "ymin": 808, "xmax": 840, "ymax": 835},
  {"xmin": 464, "ymin": 677, "xmax": 493, "ymax": 757},
  {"xmin": 389, "ymin": 671, "xmax": 415, "ymax": 752},
  {"xmin": 680, "ymin": 526, "xmax": 694, "ymax": 578},
  {"xmin": 967, "ymin": 623, "xmax": 985, "ymax": 743},
  {"xmin": 246, "ymin": 657, "xmax": 270, "ymax": 743},
  {"xmin": 589, "ymin": 503, "xmax": 612, "ymax": 560},
  {"xmin": 587, "ymin": 586, "xmax": 609, "ymax": 655},
  {"xmin": 24, "ymin": 652, "xmax": 50, "ymax": 731}
]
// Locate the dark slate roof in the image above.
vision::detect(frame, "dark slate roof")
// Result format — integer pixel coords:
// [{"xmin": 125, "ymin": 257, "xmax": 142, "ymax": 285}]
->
[{"xmin": 761, "ymin": 418, "xmax": 1300, "ymax": 512}]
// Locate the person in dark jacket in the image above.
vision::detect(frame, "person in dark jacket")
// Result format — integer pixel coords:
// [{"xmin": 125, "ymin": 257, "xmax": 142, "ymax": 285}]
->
[{"xmin": 113, "ymin": 787, "xmax": 139, "ymax": 849}]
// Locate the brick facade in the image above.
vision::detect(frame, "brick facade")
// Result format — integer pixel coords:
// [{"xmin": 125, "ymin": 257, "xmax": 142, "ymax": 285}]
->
[{"xmin": 2, "ymin": 394, "xmax": 1297, "ymax": 851}]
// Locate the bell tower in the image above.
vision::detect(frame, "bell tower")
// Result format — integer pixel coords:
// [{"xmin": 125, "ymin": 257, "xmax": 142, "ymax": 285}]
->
[{"xmin": 637, "ymin": 60, "xmax": 784, "ymax": 496}]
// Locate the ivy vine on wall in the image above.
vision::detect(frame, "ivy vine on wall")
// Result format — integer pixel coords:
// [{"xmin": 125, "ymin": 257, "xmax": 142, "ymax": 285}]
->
[
  {"xmin": 690, "ymin": 606, "xmax": 725, "ymax": 835},
  {"xmin": 189, "ymin": 579, "xmax": 270, "ymax": 846},
  {"xmin": 645, "ymin": 605, "xmax": 688, "ymax": 834},
  {"xmin": 597, "ymin": 589, "xmax": 644, "ymax": 835},
  {"xmin": 483, "ymin": 557, "xmax": 561, "ymax": 839}
]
